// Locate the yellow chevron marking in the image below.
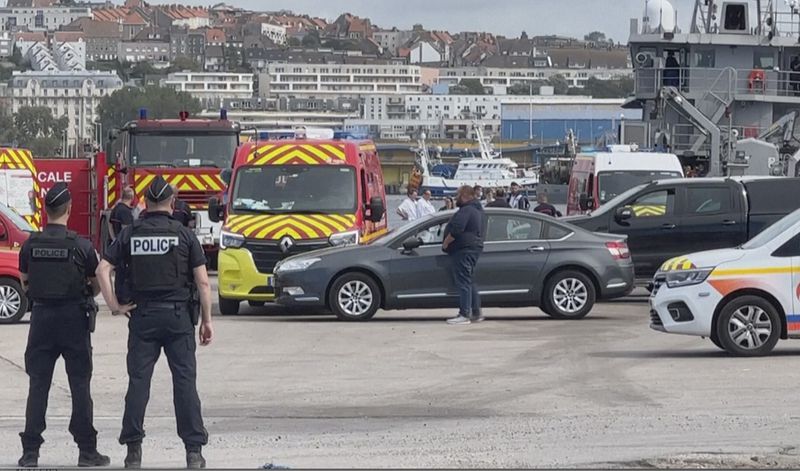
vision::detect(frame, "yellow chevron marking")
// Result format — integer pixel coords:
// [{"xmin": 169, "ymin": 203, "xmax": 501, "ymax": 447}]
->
[
  {"xmin": 201, "ymin": 174, "xmax": 222, "ymax": 190},
  {"xmin": 294, "ymin": 215, "xmax": 338, "ymax": 236},
  {"xmin": 135, "ymin": 175, "xmax": 155, "ymax": 194},
  {"xmin": 234, "ymin": 216, "xmax": 276, "ymax": 234},
  {"xmin": 250, "ymin": 216, "xmax": 295, "ymax": 238},
  {"xmin": 253, "ymin": 145, "xmax": 292, "ymax": 165},
  {"xmin": 301, "ymin": 144, "xmax": 335, "ymax": 162},
  {"xmin": 273, "ymin": 150, "xmax": 318, "ymax": 165},
  {"xmin": 327, "ymin": 214, "xmax": 355, "ymax": 228},
  {"xmin": 273, "ymin": 227, "xmax": 303, "ymax": 240},
  {"xmin": 320, "ymin": 144, "xmax": 346, "ymax": 159},
  {"xmin": 185, "ymin": 174, "xmax": 206, "ymax": 190}
]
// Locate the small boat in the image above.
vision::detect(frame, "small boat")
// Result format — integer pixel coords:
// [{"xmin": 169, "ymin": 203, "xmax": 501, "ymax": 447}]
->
[{"xmin": 411, "ymin": 124, "xmax": 539, "ymax": 197}]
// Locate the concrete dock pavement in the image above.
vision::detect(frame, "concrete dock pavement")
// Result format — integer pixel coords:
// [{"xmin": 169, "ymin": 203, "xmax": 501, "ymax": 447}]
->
[{"xmin": 3, "ymin": 289, "xmax": 800, "ymax": 468}]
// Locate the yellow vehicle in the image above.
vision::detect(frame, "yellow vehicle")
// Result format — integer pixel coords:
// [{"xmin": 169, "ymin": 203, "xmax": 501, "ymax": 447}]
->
[{"xmin": 208, "ymin": 132, "xmax": 388, "ymax": 315}]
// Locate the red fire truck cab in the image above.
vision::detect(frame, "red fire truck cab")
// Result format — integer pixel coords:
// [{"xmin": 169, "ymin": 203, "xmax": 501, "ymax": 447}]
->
[{"xmin": 104, "ymin": 110, "xmax": 239, "ymax": 260}]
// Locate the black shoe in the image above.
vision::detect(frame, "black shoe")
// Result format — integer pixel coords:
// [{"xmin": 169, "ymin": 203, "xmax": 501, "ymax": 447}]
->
[
  {"xmin": 186, "ymin": 450, "xmax": 206, "ymax": 469},
  {"xmin": 18, "ymin": 450, "xmax": 39, "ymax": 468},
  {"xmin": 78, "ymin": 449, "xmax": 111, "ymax": 467},
  {"xmin": 124, "ymin": 443, "xmax": 142, "ymax": 469}
]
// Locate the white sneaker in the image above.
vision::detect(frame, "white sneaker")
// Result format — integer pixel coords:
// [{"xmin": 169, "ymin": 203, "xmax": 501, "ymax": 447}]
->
[{"xmin": 446, "ymin": 315, "xmax": 472, "ymax": 325}]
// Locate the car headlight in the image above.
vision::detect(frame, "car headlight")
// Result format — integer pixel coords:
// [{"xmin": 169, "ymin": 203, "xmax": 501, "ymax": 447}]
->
[
  {"xmin": 329, "ymin": 230, "xmax": 359, "ymax": 247},
  {"xmin": 665, "ymin": 268, "xmax": 714, "ymax": 288},
  {"xmin": 275, "ymin": 257, "xmax": 321, "ymax": 274},
  {"xmin": 220, "ymin": 231, "xmax": 245, "ymax": 249}
]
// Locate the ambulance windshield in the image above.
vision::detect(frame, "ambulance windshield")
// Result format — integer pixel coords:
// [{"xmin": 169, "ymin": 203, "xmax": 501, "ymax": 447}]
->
[
  {"xmin": 231, "ymin": 165, "xmax": 357, "ymax": 214},
  {"xmin": 130, "ymin": 132, "xmax": 237, "ymax": 168}
]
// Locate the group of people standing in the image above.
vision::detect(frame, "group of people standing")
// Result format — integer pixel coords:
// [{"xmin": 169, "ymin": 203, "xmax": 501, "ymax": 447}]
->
[
  {"xmin": 398, "ymin": 182, "xmax": 561, "ymax": 224},
  {"xmin": 108, "ymin": 185, "xmax": 194, "ymax": 243},
  {"xmin": 18, "ymin": 177, "xmax": 213, "ymax": 469}
]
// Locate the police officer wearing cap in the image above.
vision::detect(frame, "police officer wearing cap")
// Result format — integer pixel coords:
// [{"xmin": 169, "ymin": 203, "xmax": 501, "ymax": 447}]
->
[
  {"xmin": 96, "ymin": 176, "xmax": 214, "ymax": 469},
  {"xmin": 18, "ymin": 182, "xmax": 111, "ymax": 468}
]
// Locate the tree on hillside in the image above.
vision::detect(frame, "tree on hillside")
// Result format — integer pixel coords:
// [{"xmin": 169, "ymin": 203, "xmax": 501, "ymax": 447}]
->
[
  {"xmin": 167, "ymin": 56, "xmax": 201, "ymax": 73},
  {"xmin": 96, "ymin": 86, "xmax": 202, "ymax": 133},
  {"xmin": 451, "ymin": 78, "xmax": 486, "ymax": 95},
  {"xmin": 0, "ymin": 115, "xmax": 18, "ymax": 145},
  {"xmin": 3, "ymin": 107, "xmax": 68, "ymax": 155},
  {"xmin": 582, "ymin": 76, "xmax": 634, "ymax": 98},
  {"xmin": 129, "ymin": 61, "xmax": 157, "ymax": 79},
  {"xmin": 584, "ymin": 31, "xmax": 607, "ymax": 43},
  {"xmin": 547, "ymin": 74, "xmax": 570, "ymax": 95},
  {"xmin": 302, "ymin": 30, "xmax": 321, "ymax": 48}
]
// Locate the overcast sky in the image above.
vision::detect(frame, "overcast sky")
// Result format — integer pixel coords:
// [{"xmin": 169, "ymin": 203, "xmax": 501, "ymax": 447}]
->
[{"xmin": 164, "ymin": 0, "xmax": 702, "ymax": 42}]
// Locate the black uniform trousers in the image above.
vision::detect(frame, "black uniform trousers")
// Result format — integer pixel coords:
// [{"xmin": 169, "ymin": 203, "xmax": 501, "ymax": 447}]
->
[
  {"xmin": 119, "ymin": 303, "xmax": 207, "ymax": 449},
  {"xmin": 21, "ymin": 304, "xmax": 97, "ymax": 451}
]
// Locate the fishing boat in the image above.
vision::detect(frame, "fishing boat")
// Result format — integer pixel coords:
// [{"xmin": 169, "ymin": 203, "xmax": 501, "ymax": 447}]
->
[{"xmin": 411, "ymin": 124, "xmax": 539, "ymax": 197}]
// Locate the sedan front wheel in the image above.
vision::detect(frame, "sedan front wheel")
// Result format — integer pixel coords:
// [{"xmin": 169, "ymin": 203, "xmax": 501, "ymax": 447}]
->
[{"xmin": 329, "ymin": 272, "xmax": 381, "ymax": 321}]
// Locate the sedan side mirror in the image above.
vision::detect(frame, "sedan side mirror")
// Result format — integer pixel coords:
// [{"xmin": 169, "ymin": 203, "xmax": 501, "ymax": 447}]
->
[
  {"xmin": 0, "ymin": 223, "xmax": 8, "ymax": 241},
  {"xmin": 368, "ymin": 196, "xmax": 385, "ymax": 223},
  {"xmin": 615, "ymin": 206, "xmax": 633, "ymax": 222},
  {"xmin": 208, "ymin": 196, "xmax": 225, "ymax": 223},
  {"xmin": 402, "ymin": 236, "xmax": 422, "ymax": 253}
]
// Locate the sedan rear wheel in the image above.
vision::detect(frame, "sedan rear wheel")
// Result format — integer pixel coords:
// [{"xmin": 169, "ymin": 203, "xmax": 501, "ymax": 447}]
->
[
  {"xmin": 329, "ymin": 273, "xmax": 381, "ymax": 321},
  {"xmin": 0, "ymin": 278, "xmax": 27, "ymax": 324},
  {"xmin": 543, "ymin": 270, "xmax": 596, "ymax": 320},
  {"xmin": 716, "ymin": 295, "xmax": 780, "ymax": 357}
]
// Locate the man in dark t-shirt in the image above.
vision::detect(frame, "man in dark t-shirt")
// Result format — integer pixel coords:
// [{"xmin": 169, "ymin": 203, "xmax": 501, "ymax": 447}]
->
[{"xmin": 109, "ymin": 187, "xmax": 135, "ymax": 241}]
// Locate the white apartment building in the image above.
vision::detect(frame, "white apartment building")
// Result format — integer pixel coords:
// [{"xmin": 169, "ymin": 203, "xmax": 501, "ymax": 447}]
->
[
  {"xmin": 438, "ymin": 66, "xmax": 633, "ymax": 93},
  {"xmin": 117, "ymin": 41, "xmax": 169, "ymax": 64},
  {"xmin": 0, "ymin": 7, "xmax": 92, "ymax": 32},
  {"xmin": 263, "ymin": 63, "xmax": 422, "ymax": 98},
  {"xmin": 0, "ymin": 31, "xmax": 12, "ymax": 57},
  {"xmin": 6, "ymin": 70, "xmax": 123, "ymax": 144},
  {"xmin": 260, "ymin": 23, "xmax": 287, "ymax": 45},
  {"xmin": 162, "ymin": 72, "xmax": 254, "ymax": 109}
]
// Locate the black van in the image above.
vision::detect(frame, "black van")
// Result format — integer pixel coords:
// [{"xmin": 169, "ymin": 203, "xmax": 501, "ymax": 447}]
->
[{"xmin": 565, "ymin": 177, "xmax": 800, "ymax": 279}]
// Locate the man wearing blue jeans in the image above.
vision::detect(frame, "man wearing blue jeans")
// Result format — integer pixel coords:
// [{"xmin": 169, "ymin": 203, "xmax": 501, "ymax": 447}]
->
[{"xmin": 442, "ymin": 185, "xmax": 485, "ymax": 325}]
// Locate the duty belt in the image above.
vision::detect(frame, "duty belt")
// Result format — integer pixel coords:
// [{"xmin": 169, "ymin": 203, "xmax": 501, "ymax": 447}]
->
[{"xmin": 136, "ymin": 301, "xmax": 190, "ymax": 310}]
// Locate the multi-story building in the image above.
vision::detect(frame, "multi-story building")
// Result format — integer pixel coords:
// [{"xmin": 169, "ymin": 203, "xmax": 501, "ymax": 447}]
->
[
  {"xmin": 169, "ymin": 26, "xmax": 206, "ymax": 63},
  {"xmin": 437, "ymin": 65, "xmax": 632, "ymax": 93},
  {"xmin": 162, "ymin": 71, "xmax": 253, "ymax": 109},
  {"xmin": 0, "ymin": 6, "xmax": 91, "ymax": 32},
  {"xmin": 260, "ymin": 22, "xmax": 286, "ymax": 45},
  {"xmin": 353, "ymin": 94, "xmax": 634, "ymax": 142},
  {"xmin": 261, "ymin": 63, "xmax": 423, "ymax": 99},
  {"xmin": 64, "ymin": 18, "xmax": 123, "ymax": 61},
  {"xmin": 118, "ymin": 40, "xmax": 169, "ymax": 64},
  {"xmin": 0, "ymin": 31, "xmax": 14, "ymax": 57},
  {"xmin": 5, "ymin": 70, "xmax": 123, "ymax": 145}
]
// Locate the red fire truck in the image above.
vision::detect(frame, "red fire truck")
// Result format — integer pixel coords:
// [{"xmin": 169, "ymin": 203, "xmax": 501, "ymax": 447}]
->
[
  {"xmin": 34, "ymin": 111, "xmax": 240, "ymax": 259},
  {"xmin": 104, "ymin": 110, "xmax": 239, "ymax": 261}
]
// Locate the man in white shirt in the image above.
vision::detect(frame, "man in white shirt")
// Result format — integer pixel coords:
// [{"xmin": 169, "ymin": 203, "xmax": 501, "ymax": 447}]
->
[
  {"xmin": 416, "ymin": 189, "xmax": 436, "ymax": 218},
  {"xmin": 397, "ymin": 190, "xmax": 420, "ymax": 222}
]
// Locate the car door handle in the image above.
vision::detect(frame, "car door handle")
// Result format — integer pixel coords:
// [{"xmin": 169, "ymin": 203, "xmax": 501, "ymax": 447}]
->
[
  {"xmin": 661, "ymin": 223, "xmax": 676, "ymax": 230},
  {"xmin": 722, "ymin": 220, "xmax": 737, "ymax": 226},
  {"xmin": 527, "ymin": 246, "xmax": 546, "ymax": 252}
]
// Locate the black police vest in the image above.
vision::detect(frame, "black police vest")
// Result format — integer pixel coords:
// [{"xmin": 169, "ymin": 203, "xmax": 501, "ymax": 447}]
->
[
  {"xmin": 27, "ymin": 231, "xmax": 86, "ymax": 301},
  {"xmin": 128, "ymin": 219, "xmax": 187, "ymax": 293}
]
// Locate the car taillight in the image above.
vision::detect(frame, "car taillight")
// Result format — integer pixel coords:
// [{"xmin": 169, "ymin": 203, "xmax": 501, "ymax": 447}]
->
[{"xmin": 606, "ymin": 241, "xmax": 630, "ymax": 260}]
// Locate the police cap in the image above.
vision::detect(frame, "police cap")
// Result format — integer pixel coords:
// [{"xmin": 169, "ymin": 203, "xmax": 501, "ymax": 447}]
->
[
  {"xmin": 45, "ymin": 182, "xmax": 71, "ymax": 208},
  {"xmin": 146, "ymin": 176, "xmax": 174, "ymax": 203}
]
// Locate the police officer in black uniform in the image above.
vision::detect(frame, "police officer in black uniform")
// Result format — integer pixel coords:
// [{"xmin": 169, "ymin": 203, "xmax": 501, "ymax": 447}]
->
[
  {"xmin": 171, "ymin": 184, "xmax": 194, "ymax": 228},
  {"xmin": 18, "ymin": 182, "xmax": 111, "ymax": 468},
  {"xmin": 96, "ymin": 176, "xmax": 214, "ymax": 469}
]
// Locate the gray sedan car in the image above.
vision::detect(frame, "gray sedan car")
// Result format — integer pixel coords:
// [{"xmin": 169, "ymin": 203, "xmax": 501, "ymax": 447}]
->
[{"xmin": 273, "ymin": 208, "xmax": 634, "ymax": 321}]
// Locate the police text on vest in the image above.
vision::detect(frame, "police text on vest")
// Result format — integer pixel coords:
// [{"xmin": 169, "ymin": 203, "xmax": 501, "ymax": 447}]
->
[{"xmin": 131, "ymin": 237, "xmax": 179, "ymax": 256}]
